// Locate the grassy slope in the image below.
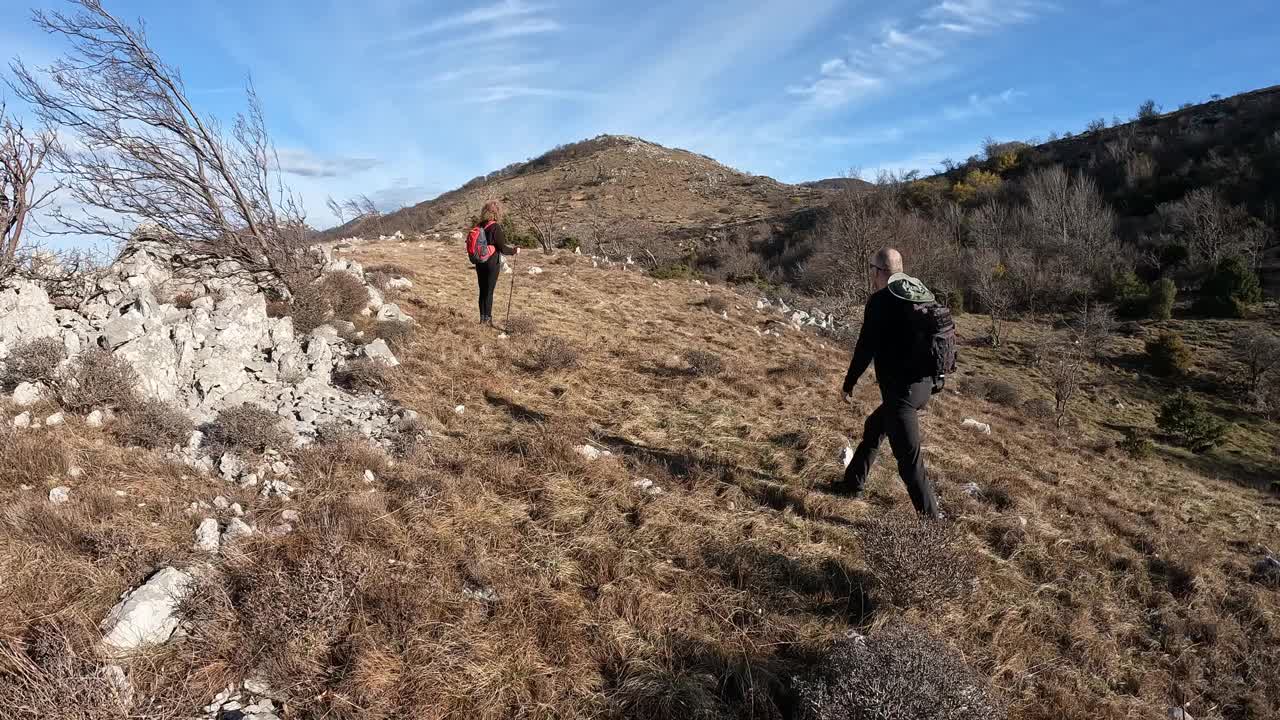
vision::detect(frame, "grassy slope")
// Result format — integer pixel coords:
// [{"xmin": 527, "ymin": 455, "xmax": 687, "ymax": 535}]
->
[{"xmin": 1, "ymin": 239, "xmax": 1277, "ymax": 719}]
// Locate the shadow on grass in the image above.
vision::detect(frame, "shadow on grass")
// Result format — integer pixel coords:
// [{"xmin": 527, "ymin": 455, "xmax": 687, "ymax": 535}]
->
[
  {"xmin": 1154, "ymin": 444, "xmax": 1280, "ymax": 494},
  {"xmin": 483, "ymin": 391, "xmax": 549, "ymax": 424}
]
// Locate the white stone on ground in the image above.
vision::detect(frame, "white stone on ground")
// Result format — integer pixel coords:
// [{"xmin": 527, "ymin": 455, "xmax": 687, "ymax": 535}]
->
[
  {"xmin": 454, "ymin": 404, "xmax": 465, "ymax": 415},
  {"xmin": 363, "ymin": 469, "xmax": 376, "ymax": 484},
  {"xmin": 68, "ymin": 466, "xmax": 83, "ymax": 478},
  {"xmin": 99, "ymin": 566, "xmax": 193, "ymax": 656},
  {"xmin": 221, "ymin": 518, "xmax": 253, "ymax": 546},
  {"xmin": 49, "ymin": 486, "xmax": 71, "ymax": 504},
  {"xmin": 961, "ymin": 482, "xmax": 982, "ymax": 498},
  {"xmin": 86, "ymin": 409, "xmax": 105, "ymax": 427},
  {"xmin": 13, "ymin": 412, "xmax": 31, "ymax": 428},
  {"xmin": 360, "ymin": 338, "xmax": 400, "ymax": 367},
  {"xmin": 575, "ymin": 445, "xmax": 612, "ymax": 461},
  {"xmin": 194, "ymin": 518, "xmax": 221, "ymax": 553},
  {"xmin": 281, "ymin": 509, "xmax": 300, "ymax": 523},
  {"xmin": 45, "ymin": 412, "xmax": 65, "ymax": 426},
  {"xmin": 12, "ymin": 381, "xmax": 41, "ymax": 407},
  {"xmin": 961, "ymin": 418, "xmax": 992, "ymax": 435},
  {"xmin": 527, "ymin": 266, "xmax": 544, "ymax": 275}
]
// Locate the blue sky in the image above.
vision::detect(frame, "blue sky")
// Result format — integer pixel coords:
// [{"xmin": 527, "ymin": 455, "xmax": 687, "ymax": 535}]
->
[{"xmin": 2, "ymin": 0, "xmax": 1278, "ymax": 231}]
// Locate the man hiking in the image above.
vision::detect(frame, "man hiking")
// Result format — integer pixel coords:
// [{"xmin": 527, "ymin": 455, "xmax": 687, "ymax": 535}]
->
[
  {"xmin": 829, "ymin": 247, "xmax": 952, "ymax": 518},
  {"xmin": 467, "ymin": 200, "xmax": 519, "ymax": 325}
]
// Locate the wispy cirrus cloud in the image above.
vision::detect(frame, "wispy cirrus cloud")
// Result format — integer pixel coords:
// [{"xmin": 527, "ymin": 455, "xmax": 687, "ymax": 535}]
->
[
  {"xmin": 276, "ymin": 148, "xmax": 381, "ymax": 178},
  {"xmin": 790, "ymin": 0, "xmax": 1049, "ymax": 107},
  {"xmin": 402, "ymin": 0, "xmax": 548, "ymax": 38},
  {"xmin": 942, "ymin": 88, "xmax": 1026, "ymax": 120}
]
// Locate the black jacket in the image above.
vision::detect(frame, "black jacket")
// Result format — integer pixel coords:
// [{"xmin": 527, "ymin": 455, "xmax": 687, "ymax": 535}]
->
[{"xmin": 843, "ymin": 284, "xmax": 931, "ymax": 393}]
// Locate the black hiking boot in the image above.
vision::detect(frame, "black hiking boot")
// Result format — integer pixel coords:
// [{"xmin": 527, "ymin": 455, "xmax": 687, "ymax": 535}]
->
[{"xmin": 818, "ymin": 480, "xmax": 865, "ymax": 500}]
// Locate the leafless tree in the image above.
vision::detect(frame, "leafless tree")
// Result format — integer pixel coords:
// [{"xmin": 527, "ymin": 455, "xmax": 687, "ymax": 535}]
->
[
  {"xmin": 1046, "ymin": 348, "xmax": 1086, "ymax": 429},
  {"xmin": 1234, "ymin": 327, "xmax": 1280, "ymax": 393},
  {"xmin": 1070, "ymin": 298, "xmax": 1115, "ymax": 359},
  {"xmin": 1022, "ymin": 165, "xmax": 1115, "ymax": 266},
  {"xmin": 1158, "ymin": 188, "xmax": 1270, "ymax": 269},
  {"xmin": 1, "ymin": 102, "xmax": 60, "ymax": 275},
  {"xmin": 9, "ymin": 0, "xmax": 314, "ymax": 290},
  {"xmin": 968, "ymin": 249, "xmax": 1015, "ymax": 347},
  {"xmin": 510, "ymin": 190, "xmax": 560, "ymax": 252},
  {"xmin": 338, "ymin": 194, "xmax": 381, "ymax": 234}
]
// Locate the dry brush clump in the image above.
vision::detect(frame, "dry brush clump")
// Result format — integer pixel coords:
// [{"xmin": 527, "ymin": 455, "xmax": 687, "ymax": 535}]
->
[
  {"xmin": 1, "ymin": 336, "xmax": 64, "ymax": 386},
  {"xmin": 792, "ymin": 624, "xmax": 1007, "ymax": 720},
  {"xmin": 51, "ymin": 348, "xmax": 138, "ymax": 412},
  {"xmin": 520, "ymin": 336, "xmax": 580, "ymax": 372},
  {"xmin": 859, "ymin": 514, "xmax": 976, "ymax": 608},
  {"xmin": 110, "ymin": 399, "xmax": 194, "ymax": 450},
  {"xmin": 682, "ymin": 349, "xmax": 725, "ymax": 377},
  {"xmin": 334, "ymin": 357, "xmax": 394, "ymax": 393},
  {"xmin": 320, "ymin": 271, "xmax": 370, "ymax": 318},
  {"xmin": 504, "ymin": 315, "xmax": 539, "ymax": 336},
  {"xmin": 201, "ymin": 403, "xmax": 290, "ymax": 456}
]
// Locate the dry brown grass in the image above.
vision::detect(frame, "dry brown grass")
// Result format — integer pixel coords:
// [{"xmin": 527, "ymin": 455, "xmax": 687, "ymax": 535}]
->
[
  {"xmin": 520, "ymin": 336, "xmax": 580, "ymax": 372},
  {"xmin": 335, "ymin": 357, "xmax": 394, "ymax": 393},
  {"xmin": 1, "ymin": 240, "xmax": 1277, "ymax": 719}
]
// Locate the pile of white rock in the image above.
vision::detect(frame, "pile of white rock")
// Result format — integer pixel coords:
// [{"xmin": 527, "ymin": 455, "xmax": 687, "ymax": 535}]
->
[{"xmin": 0, "ymin": 237, "xmax": 414, "ymax": 444}]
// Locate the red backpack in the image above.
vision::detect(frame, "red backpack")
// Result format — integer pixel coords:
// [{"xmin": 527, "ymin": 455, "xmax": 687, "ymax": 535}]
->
[{"xmin": 466, "ymin": 221, "xmax": 497, "ymax": 265}]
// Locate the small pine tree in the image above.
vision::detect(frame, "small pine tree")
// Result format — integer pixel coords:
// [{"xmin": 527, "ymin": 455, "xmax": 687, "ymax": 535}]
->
[
  {"xmin": 1148, "ymin": 278, "xmax": 1177, "ymax": 320},
  {"xmin": 1196, "ymin": 257, "xmax": 1262, "ymax": 318},
  {"xmin": 1110, "ymin": 270, "xmax": 1148, "ymax": 317},
  {"xmin": 1158, "ymin": 392, "xmax": 1230, "ymax": 454},
  {"xmin": 1145, "ymin": 332, "xmax": 1192, "ymax": 377},
  {"xmin": 1137, "ymin": 99, "xmax": 1161, "ymax": 123}
]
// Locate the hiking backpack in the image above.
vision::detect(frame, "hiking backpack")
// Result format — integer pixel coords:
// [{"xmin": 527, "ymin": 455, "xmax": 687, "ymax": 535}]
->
[
  {"xmin": 466, "ymin": 221, "xmax": 497, "ymax": 265},
  {"xmin": 908, "ymin": 302, "xmax": 958, "ymax": 388}
]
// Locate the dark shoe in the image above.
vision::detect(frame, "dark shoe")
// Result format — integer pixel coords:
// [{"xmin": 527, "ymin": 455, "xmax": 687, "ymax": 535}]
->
[{"xmin": 818, "ymin": 481, "xmax": 865, "ymax": 500}]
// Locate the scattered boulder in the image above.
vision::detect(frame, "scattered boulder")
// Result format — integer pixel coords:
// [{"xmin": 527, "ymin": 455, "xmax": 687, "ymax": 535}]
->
[
  {"xmin": 221, "ymin": 518, "xmax": 254, "ymax": 546},
  {"xmin": 86, "ymin": 409, "xmax": 106, "ymax": 427},
  {"xmin": 632, "ymin": 478, "xmax": 664, "ymax": 496},
  {"xmin": 360, "ymin": 339, "xmax": 400, "ymax": 367},
  {"xmin": 575, "ymin": 444, "xmax": 613, "ymax": 461},
  {"xmin": 12, "ymin": 381, "xmax": 42, "ymax": 407},
  {"xmin": 100, "ymin": 567, "xmax": 194, "ymax": 656},
  {"xmin": 386, "ymin": 276, "xmax": 413, "ymax": 290},
  {"xmin": 13, "ymin": 412, "xmax": 31, "ymax": 429},
  {"xmin": 376, "ymin": 303, "xmax": 413, "ymax": 323},
  {"xmin": 45, "ymin": 411, "xmax": 65, "ymax": 426},
  {"xmin": 962, "ymin": 418, "xmax": 992, "ymax": 435},
  {"xmin": 49, "ymin": 486, "xmax": 71, "ymax": 504},
  {"xmin": 527, "ymin": 266, "xmax": 544, "ymax": 275}
]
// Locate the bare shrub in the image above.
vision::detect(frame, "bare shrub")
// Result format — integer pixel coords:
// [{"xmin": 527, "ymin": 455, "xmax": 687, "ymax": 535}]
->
[
  {"xmin": 12, "ymin": 1, "xmax": 317, "ymax": 291},
  {"xmin": 0, "ymin": 622, "xmax": 131, "ymax": 718},
  {"xmin": 1233, "ymin": 327, "xmax": 1280, "ymax": 393},
  {"xmin": 203, "ymin": 403, "xmax": 289, "ymax": 455},
  {"xmin": 859, "ymin": 513, "xmax": 976, "ymax": 607},
  {"xmin": 1046, "ymin": 353, "xmax": 1086, "ymax": 428},
  {"xmin": 1022, "ymin": 397, "xmax": 1054, "ymax": 419},
  {"xmin": 52, "ymin": 349, "xmax": 138, "ymax": 412},
  {"xmin": 521, "ymin": 337, "xmax": 580, "ymax": 372},
  {"xmin": 504, "ymin": 315, "xmax": 538, "ymax": 336},
  {"xmin": 335, "ymin": 358, "xmax": 392, "ymax": 393},
  {"xmin": 2, "ymin": 336, "xmax": 64, "ymax": 386},
  {"xmin": 774, "ymin": 355, "xmax": 822, "ymax": 380},
  {"xmin": 986, "ymin": 380, "xmax": 1022, "ymax": 407},
  {"xmin": 289, "ymin": 283, "xmax": 332, "ymax": 335},
  {"xmin": 701, "ymin": 295, "xmax": 729, "ymax": 313},
  {"xmin": 314, "ymin": 420, "xmax": 362, "ymax": 447},
  {"xmin": 172, "ymin": 291, "xmax": 195, "ymax": 309},
  {"xmin": 265, "ymin": 299, "xmax": 290, "ymax": 319},
  {"xmin": 373, "ymin": 321, "xmax": 415, "ymax": 350},
  {"xmin": 682, "ymin": 349, "xmax": 724, "ymax": 377},
  {"xmin": 793, "ymin": 624, "xmax": 1007, "ymax": 720},
  {"xmin": 319, "ymin": 271, "xmax": 369, "ymax": 319},
  {"xmin": 111, "ymin": 399, "xmax": 193, "ymax": 450}
]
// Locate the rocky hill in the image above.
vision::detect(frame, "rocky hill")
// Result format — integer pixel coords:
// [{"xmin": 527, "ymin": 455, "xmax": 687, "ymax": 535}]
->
[
  {"xmin": 322, "ymin": 134, "xmax": 832, "ymax": 246},
  {"xmin": 2, "ymin": 232, "xmax": 1277, "ymax": 718}
]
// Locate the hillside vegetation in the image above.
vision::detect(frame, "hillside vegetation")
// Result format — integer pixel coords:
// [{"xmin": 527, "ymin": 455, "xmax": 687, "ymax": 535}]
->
[{"xmin": 3, "ymin": 237, "xmax": 1277, "ymax": 719}]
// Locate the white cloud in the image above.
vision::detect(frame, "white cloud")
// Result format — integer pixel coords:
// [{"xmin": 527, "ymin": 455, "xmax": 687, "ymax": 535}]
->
[
  {"xmin": 404, "ymin": 0, "xmax": 545, "ymax": 38},
  {"xmin": 276, "ymin": 148, "xmax": 381, "ymax": 178},
  {"xmin": 791, "ymin": 0, "xmax": 1048, "ymax": 108},
  {"xmin": 942, "ymin": 88, "xmax": 1026, "ymax": 120},
  {"xmin": 462, "ymin": 86, "xmax": 599, "ymax": 104}
]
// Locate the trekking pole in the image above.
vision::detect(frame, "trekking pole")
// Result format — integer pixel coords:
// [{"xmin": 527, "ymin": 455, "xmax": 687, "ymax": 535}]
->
[{"xmin": 504, "ymin": 262, "xmax": 517, "ymax": 328}]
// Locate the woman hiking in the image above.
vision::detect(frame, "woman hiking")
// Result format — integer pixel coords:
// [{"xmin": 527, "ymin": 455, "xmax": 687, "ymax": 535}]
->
[{"xmin": 466, "ymin": 200, "xmax": 519, "ymax": 325}]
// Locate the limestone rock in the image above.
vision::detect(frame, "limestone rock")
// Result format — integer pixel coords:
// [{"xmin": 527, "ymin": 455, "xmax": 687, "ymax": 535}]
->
[
  {"xmin": 360, "ymin": 339, "xmax": 399, "ymax": 367},
  {"xmin": 575, "ymin": 445, "xmax": 612, "ymax": 461},
  {"xmin": 45, "ymin": 412, "xmax": 65, "ymax": 427},
  {"xmin": 0, "ymin": 280, "xmax": 59, "ymax": 355},
  {"xmin": 221, "ymin": 518, "xmax": 254, "ymax": 546},
  {"xmin": 376, "ymin": 303, "xmax": 413, "ymax": 323},
  {"xmin": 12, "ymin": 381, "xmax": 42, "ymax": 407},
  {"xmin": 86, "ymin": 409, "xmax": 106, "ymax": 427},
  {"xmin": 386, "ymin": 276, "xmax": 413, "ymax": 290},
  {"xmin": 99, "ymin": 567, "xmax": 193, "ymax": 656},
  {"xmin": 194, "ymin": 518, "xmax": 221, "ymax": 553},
  {"xmin": 962, "ymin": 418, "xmax": 992, "ymax": 435},
  {"xmin": 13, "ymin": 412, "xmax": 31, "ymax": 429},
  {"xmin": 49, "ymin": 486, "xmax": 71, "ymax": 504}
]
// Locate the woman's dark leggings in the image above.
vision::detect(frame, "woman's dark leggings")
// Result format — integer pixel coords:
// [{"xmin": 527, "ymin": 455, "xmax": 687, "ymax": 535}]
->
[{"xmin": 476, "ymin": 260, "xmax": 500, "ymax": 321}]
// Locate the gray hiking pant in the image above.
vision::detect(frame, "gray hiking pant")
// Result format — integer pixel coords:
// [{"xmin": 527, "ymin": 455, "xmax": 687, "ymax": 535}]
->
[{"xmin": 844, "ymin": 379, "xmax": 939, "ymax": 517}]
